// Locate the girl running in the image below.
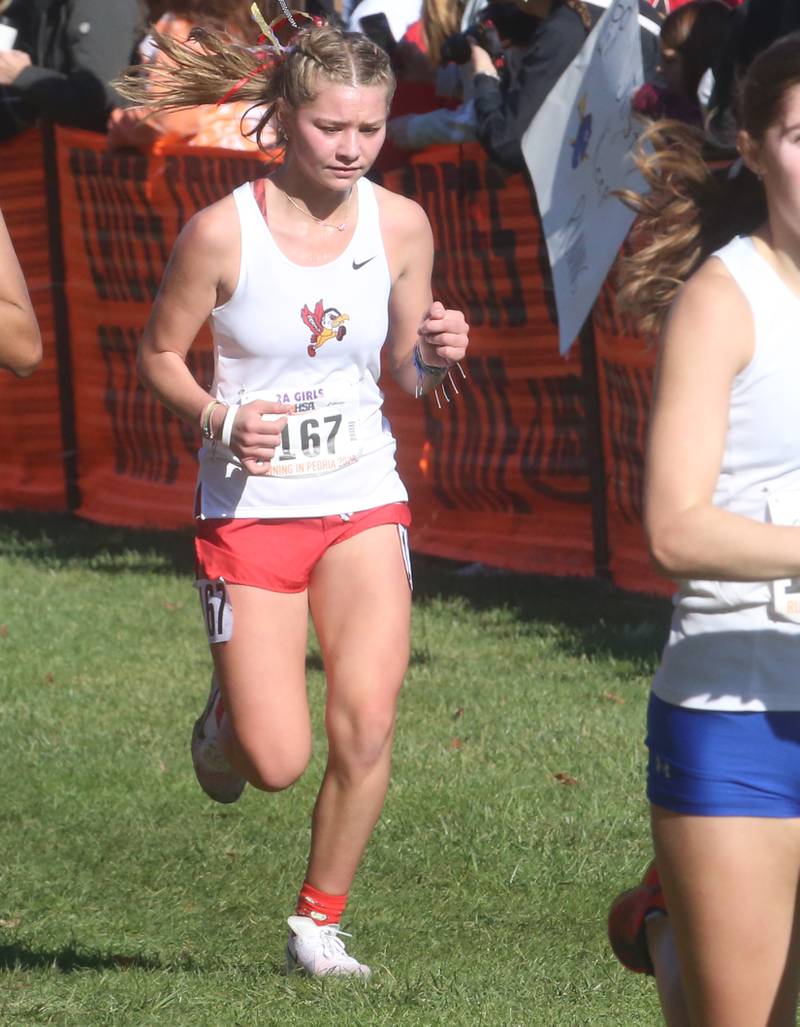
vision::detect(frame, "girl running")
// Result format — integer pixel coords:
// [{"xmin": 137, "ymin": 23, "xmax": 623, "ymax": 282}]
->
[
  {"xmin": 122, "ymin": 12, "xmax": 469, "ymax": 977},
  {"xmin": 607, "ymin": 34, "xmax": 800, "ymax": 1027}
]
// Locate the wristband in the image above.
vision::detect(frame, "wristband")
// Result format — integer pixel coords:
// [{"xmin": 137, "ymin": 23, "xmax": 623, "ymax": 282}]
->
[
  {"xmin": 413, "ymin": 342, "xmax": 448, "ymax": 400},
  {"xmin": 413, "ymin": 345, "xmax": 467, "ymax": 407},
  {"xmin": 413, "ymin": 343, "xmax": 448, "ymax": 378},
  {"xmin": 221, "ymin": 404, "xmax": 238, "ymax": 448}
]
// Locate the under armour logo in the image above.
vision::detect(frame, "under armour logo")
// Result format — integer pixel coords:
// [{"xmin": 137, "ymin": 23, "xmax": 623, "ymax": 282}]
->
[
  {"xmin": 655, "ymin": 756, "xmax": 671, "ymax": 779},
  {"xmin": 352, "ymin": 256, "xmax": 375, "ymax": 270}
]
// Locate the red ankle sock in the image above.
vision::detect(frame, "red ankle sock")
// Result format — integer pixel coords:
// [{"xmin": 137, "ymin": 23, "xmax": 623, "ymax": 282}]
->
[{"xmin": 295, "ymin": 881, "xmax": 348, "ymax": 925}]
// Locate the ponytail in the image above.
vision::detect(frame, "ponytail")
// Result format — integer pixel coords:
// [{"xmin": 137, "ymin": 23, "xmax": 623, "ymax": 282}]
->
[
  {"xmin": 616, "ymin": 121, "xmax": 764, "ymax": 339},
  {"xmin": 617, "ymin": 34, "xmax": 800, "ymax": 339}
]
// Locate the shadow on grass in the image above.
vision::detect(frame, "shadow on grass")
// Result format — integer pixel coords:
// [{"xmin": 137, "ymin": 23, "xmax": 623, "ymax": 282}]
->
[
  {"xmin": 412, "ymin": 558, "xmax": 672, "ymax": 670},
  {"xmin": 0, "ymin": 512, "xmax": 671, "ymax": 666},
  {"xmin": 0, "ymin": 941, "xmax": 164, "ymax": 973},
  {"xmin": 0, "ymin": 512, "xmax": 194, "ymax": 577}
]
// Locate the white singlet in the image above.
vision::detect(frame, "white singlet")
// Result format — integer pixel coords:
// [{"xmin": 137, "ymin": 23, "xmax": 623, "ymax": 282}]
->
[
  {"xmin": 653, "ymin": 235, "xmax": 800, "ymax": 712},
  {"xmin": 196, "ymin": 176, "xmax": 409, "ymax": 519}
]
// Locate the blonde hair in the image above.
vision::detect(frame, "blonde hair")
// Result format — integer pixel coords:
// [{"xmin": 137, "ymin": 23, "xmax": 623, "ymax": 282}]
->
[
  {"xmin": 422, "ymin": 0, "xmax": 462, "ymax": 67},
  {"xmin": 116, "ymin": 19, "xmax": 396, "ymax": 151}
]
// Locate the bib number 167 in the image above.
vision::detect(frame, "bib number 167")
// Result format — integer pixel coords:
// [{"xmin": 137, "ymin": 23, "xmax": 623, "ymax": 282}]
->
[{"xmin": 278, "ymin": 413, "xmax": 342, "ymax": 461}]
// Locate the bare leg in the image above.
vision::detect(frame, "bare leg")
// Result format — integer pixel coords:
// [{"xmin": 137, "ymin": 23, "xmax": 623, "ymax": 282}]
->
[
  {"xmin": 652, "ymin": 806, "xmax": 800, "ymax": 1027},
  {"xmin": 305, "ymin": 524, "xmax": 411, "ymax": 894},
  {"xmin": 212, "ymin": 584, "xmax": 312, "ymax": 791}
]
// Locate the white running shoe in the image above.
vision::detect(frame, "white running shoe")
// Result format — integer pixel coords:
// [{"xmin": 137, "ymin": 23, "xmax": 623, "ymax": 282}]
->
[
  {"xmin": 190, "ymin": 676, "xmax": 245, "ymax": 804},
  {"xmin": 285, "ymin": 915, "xmax": 371, "ymax": 978}
]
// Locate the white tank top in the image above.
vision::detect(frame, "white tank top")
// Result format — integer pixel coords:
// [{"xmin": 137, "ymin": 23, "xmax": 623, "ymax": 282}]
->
[
  {"xmin": 196, "ymin": 177, "xmax": 408, "ymax": 519},
  {"xmin": 653, "ymin": 235, "xmax": 800, "ymax": 711}
]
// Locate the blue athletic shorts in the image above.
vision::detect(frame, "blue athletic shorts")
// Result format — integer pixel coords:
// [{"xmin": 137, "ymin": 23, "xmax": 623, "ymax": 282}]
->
[{"xmin": 646, "ymin": 692, "xmax": 800, "ymax": 817}]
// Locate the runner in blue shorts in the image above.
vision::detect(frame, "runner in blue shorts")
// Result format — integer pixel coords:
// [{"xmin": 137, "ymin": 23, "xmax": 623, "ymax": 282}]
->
[{"xmin": 606, "ymin": 35, "xmax": 800, "ymax": 1027}]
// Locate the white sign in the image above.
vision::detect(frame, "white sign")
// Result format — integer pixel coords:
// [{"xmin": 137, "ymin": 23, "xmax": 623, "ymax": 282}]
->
[{"xmin": 522, "ymin": 0, "xmax": 647, "ymax": 354}]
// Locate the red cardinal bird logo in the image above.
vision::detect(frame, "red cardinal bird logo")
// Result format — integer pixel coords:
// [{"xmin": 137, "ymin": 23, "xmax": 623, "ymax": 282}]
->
[{"xmin": 300, "ymin": 300, "xmax": 349, "ymax": 357}]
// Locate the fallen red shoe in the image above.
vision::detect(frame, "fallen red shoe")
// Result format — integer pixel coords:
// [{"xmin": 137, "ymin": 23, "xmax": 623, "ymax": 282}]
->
[{"xmin": 607, "ymin": 860, "xmax": 667, "ymax": 975}]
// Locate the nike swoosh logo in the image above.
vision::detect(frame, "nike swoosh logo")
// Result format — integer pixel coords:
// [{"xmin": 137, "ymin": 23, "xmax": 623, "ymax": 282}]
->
[{"xmin": 352, "ymin": 256, "xmax": 376, "ymax": 270}]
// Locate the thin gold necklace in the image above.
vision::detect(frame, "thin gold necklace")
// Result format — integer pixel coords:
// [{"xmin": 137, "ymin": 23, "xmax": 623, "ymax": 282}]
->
[{"xmin": 280, "ymin": 187, "xmax": 353, "ymax": 232}]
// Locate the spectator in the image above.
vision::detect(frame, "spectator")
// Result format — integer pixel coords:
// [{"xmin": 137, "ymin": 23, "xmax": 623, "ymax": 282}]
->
[
  {"xmin": 706, "ymin": 0, "xmax": 800, "ymax": 148},
  {"xmin": 108, "ymin": 0, "xmax": 273, "ymax": 152},
  {"xmin": 470, "ymin": 0, "xmax": 662, "ymax": 172},
  {"xmin": 0, "ymin": 0, "xmax": 141, "ymax": 142},
  {"xmin": 0, "ymin": 208, "xmax": 42, "ymax": 377},
  {"xmin": 633, "ymin": 1, "xmax": 734, "ymax": 125},
  {"xmin": 386, "ymin": 0, "xmax": 471, "ymax": 154},
  {"xmin": 388, "ymin": 0, "xmax": 542, "ymax": 152}
]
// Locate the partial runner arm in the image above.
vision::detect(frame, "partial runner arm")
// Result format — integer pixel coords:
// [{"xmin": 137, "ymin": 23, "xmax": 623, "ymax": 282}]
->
[{"xmin": 0, "ymin": 209, "xmax": 42, "ymax": 378}]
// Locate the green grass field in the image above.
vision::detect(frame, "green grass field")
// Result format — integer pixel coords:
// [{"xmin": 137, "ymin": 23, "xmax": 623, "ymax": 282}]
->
[{"xmin": 0, "ymin": 512, "xmax": 670, "ymax": 1026}]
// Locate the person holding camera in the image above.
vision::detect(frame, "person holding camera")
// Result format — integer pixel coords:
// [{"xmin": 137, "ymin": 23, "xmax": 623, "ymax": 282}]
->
[
  {"xmin": 387, "ymin": 0, "xmax": 476, "ymax": 151},
  {"xmin": 470, "ymin": 0, "xmax": 661, "ymax": 172},
  {"xmin": 388, "ymin": 0, "xmax": 540, "ymax": 152}
]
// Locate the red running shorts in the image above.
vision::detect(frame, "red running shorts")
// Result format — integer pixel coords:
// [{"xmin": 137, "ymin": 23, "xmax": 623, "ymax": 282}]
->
[{"xmin": 195, "ymin": 502, "xmax": 411, "ymax": 593}]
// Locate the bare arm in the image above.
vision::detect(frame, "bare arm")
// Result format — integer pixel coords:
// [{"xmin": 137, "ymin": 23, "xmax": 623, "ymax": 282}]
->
[
  {"xmin": 645, "ymin": 258, "xmax": 800, "ymax": 581},
  {"xmin": 139, "ymin": 199, "xmax": 290, "ymax": 475},
  {"xmin": 380, "ymin": 191, "xmax": 469, "ymax": 396},
  {"xmin": 0, "ymin": 210, "xmax": 42, "ymax": 378}
]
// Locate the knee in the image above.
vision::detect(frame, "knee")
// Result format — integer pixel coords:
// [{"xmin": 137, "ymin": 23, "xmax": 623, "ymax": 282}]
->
[
  {"xmin": 236, "ymin": 735, "xmax": 311, "ymax": 793},
  {"xmin": 328, "ymin": 704, "xmax": 397, "ymax": 773}
]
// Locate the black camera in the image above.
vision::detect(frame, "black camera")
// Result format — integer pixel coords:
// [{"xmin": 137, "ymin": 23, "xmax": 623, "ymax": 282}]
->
[
  {"xmin": 440, "ymin": 3, "xmax": 540, "ymax": 66},
  {"xmin": 440, "ymin": 21, "xmax": 502, "ymax": 66}
]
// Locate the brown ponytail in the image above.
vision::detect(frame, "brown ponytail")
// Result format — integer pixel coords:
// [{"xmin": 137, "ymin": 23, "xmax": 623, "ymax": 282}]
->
[
  {"xmin": 616, "ymin": 121, "xmax": 764, "ymax": 339},
  {"xmin": 616, "ymin": 34, "xmax": 800, "ymax": 338}
]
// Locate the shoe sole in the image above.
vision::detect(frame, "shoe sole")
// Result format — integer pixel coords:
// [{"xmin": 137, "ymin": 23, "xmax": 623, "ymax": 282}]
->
[{"xmin": 190, "ymin": 699, "xmax": 246, "ymax": 805}]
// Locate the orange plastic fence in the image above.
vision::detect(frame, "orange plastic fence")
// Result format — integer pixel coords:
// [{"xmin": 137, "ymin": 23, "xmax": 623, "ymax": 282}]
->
[
  {"xmin": 594, "ymin": 271, "xmax": 666, "ymax": 596},
  {"xmin": 0, "ymin": 128, "xmax": 65, "ymax": 510},
  {"xmin": 0, "ymin": 126, "xmax": 660, "ymax": 592}
]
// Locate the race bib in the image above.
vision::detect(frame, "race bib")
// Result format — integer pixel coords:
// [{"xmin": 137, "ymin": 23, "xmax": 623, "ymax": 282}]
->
[
  {"xmin": 251, "ymin": 378, "xmax": 361, "ymax": 478},
  {"xmin": 196, "ymin": 578, "xmax": 233, "ymax": 643},
  {"xmin": 767, "ymin": 493, "xmax": 800, "ymax": 623}
]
